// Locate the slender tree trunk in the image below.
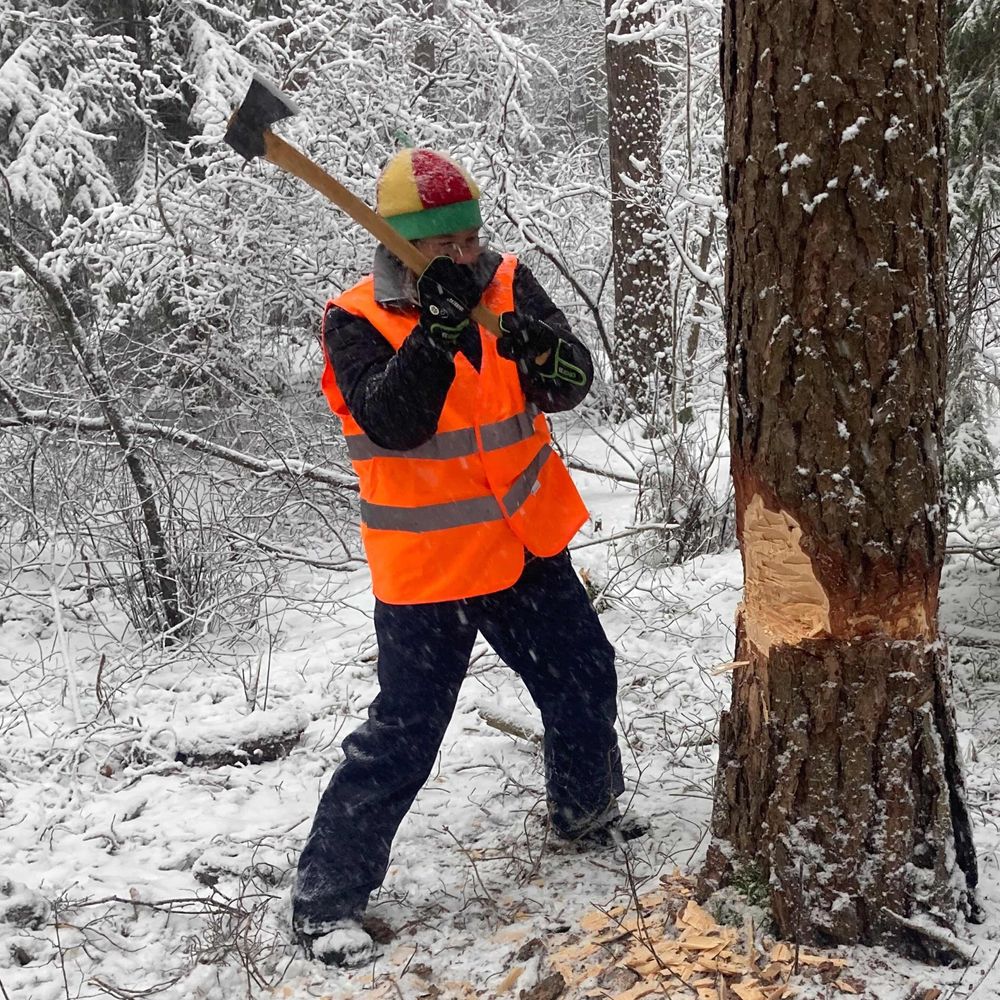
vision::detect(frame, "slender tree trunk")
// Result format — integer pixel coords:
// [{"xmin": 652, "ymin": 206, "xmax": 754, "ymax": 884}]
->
[
  {"xmin": 605, "ymin": 0, "xmax": 671, "ymax": 414},
  {"xmin": 1, "ymin": 225, "xmax": 183, "ymax": 638},
  {"xmin": 703, "ymin": 0, "xmax": 980, "ymax": 954}
]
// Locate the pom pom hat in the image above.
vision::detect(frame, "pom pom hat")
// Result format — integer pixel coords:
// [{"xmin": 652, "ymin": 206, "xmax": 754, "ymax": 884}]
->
[{"xmin": 376, "ymin": 149, "xmax": 482, "ymax": 240}]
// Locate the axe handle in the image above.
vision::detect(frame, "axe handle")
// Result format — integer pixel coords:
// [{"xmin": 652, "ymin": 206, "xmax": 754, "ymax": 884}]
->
[{"xmin": 262, "ymin": 131, "xmax": 502, "ymax": 337}]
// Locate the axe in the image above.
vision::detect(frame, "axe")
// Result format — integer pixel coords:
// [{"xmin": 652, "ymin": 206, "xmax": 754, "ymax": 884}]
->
[{"xmin": 224, "ymin": 75, "xmax": 501, "ymax": 336}]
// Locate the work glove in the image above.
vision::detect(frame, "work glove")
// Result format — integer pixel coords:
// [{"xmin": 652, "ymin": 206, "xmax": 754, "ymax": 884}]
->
[
  {"xmin": 497, "ymin": 311, "xmax": 588, "ymax": 386},
  {"xmin": 416, "ymin": 256, "xmax": 481, "ymax": 353}
]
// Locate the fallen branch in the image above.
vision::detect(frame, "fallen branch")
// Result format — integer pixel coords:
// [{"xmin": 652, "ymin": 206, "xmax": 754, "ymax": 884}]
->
[
  {"xmin": 565, "ymin": 456, "xmax": 641, "ymax": 485},
  {"xmin": 477, "ymin": 708, "xmax": 542, "ymax": 744},
  {"xmin": 0, "ymin": 406, "xmax": 357, "ymax": 491},
  {"xmin": 570, "ymin": 521, "xmax": 678, "ymax": 550},
  {"xmin": 881, "ymin": 907, "xmax": 977, "ymax": 964},
  {"xmin": 221, "ymin": 527, "xmax": 365, "ymax": 571}
]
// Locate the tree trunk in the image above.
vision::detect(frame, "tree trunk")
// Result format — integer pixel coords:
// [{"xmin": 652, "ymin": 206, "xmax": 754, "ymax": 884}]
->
[
  {"xmin": 605, "ymin": 0, "xmax": 671, "ymax": 415},
  {"xmin": 704, "ymin": 0, "xmax": 980, "ymax": 954}
]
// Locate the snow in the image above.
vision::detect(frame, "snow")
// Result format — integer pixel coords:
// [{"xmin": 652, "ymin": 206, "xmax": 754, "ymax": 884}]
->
[
  {"xmin": 1, "ymin": 414, "xmax": 998, "ymax": 1000},
  {"xmin": 841, "ymin": 117, "xmax": 869, "ymax": 143}
]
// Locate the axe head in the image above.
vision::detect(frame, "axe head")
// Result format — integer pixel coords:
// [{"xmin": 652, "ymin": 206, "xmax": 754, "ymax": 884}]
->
[{"xmin": 225, "ymin": 75, "xmax": 300, "ymax": 160}]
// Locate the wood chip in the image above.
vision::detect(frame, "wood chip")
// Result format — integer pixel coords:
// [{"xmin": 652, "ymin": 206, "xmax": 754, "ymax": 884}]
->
[
  {"xmin": 581, "ymin": 911, "xmax": 612, "ymax": 933},
  {"xmin": 611, "ymin": 982, "xmax": 665, "ymax": 1000},
  {"xmin": 731, "ymin": 983, "xmax": 768, "ymax": 1000},
  {"xmin": 758, "ymin": 961, "xmax": 786, "ymax": 983},
  {"xmin": 679, "ymin": 901, "xmax": 718, "ymax": 932},
  {"xmin": 494, "ymin": 965, "xmax": 523, "ymax": 993},
  {"xmin": 833, "ymin": 980, "xmax": 860, "ymax": 994},
  {"xmin": 713, "ymin": 660, "xmax": 751, "ymax": 674},
  {"xmin": 680, "ymin": 934, "xmax": 730, "ymax": 951},
  {"xmin": 797, "ymin": 954, "xmax": 847, "ymax": 968},
  {"xmin": 693, "ymin": 956, "xmax": 752, "ymax": 975}
]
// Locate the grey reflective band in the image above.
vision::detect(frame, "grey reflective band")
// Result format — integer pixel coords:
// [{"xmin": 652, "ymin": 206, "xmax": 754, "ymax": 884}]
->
[
  {"xmin": 345, "ymin": 427, "xmax": 477, "ymax": 461},
  {"xmin": 345, "ymin": 409, "xmax": 538, "ymax": 461},
  {"xmin": 361, "ymin": 493, "xmax": 503, "ymax": 532},
  {"xmin": 480, "ymin": 410, "xmax": 536, "ymax": 451},
  {"xmin": 360, "ymin": 445, "xmax": 553, "ymax": 533},
  {"xmin": 502, "ymin": 444, "xmax": 551, "ymax": 515}
]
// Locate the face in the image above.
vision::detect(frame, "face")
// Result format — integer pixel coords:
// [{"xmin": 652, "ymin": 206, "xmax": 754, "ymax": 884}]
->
[{"xmin": 414, "ymin": 228, "xmax": 485, "ymax": 266}]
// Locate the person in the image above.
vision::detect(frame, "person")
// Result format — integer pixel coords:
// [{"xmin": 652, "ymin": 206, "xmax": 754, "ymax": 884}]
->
[{"xmin": 292, "ymin": 148, "xmax": 635, "ymax": 967}]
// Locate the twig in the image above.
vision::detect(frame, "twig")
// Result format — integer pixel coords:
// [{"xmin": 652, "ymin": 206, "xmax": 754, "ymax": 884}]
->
[
  {"xmin": 622, "ymin": 850, "xmax": 663, "ymax": 971},
  {"xmin": 53, "ymin": 903, "xmax": 72, "ymax": 1000},
  {"xmin": 793, "ymin": 860, "xmax": 803, "ymax": 976},
  {"xmin": 954, "ymin": 940, "xmax": 1000, "ymax": 998},
  {"xmin": 570, "ymin": 522, "xmax": 678, "ymax": 551},
  {"xmin": 881, "ymin": 907, "xmax": 978, "ymax": 964},
  {"xmin": 593, "ymin": 899, "xmax": 698, "ymax": 997},
  {"xmin": 440, "ymin": 825, "xmax": 496, "ymax": 905},
  {"xmin": 51, "ymin": 583, "xmax": 82, "ymax": 724},
  {"xmin": 89, "ymin": 977, "xmax": 183, "ymax": 999},
  {"xmin": 221, "ymin": 527, "xmax": 364, "ymax": 571}
]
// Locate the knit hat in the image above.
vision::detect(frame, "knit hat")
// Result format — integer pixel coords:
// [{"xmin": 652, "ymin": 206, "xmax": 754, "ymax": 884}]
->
[{"xmin": 376, "ymin": 149, "xmax": 482, "ymax": 240}]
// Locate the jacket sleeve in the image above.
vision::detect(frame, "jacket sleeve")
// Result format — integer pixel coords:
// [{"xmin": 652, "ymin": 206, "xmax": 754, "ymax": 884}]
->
[
  {"xmin": 324, "ymin": 306, "xmax": 456, "ymax": 451},
  {"xmin": 512, "ymin": 262, "xmax": 594, "ymax": 412}
]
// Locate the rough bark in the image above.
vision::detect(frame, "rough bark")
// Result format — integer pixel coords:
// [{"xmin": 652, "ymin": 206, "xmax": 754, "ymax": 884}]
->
[
  {"xmin": 704, "ymin": 0, "xmax": 979, "ymax": 953},
  {"xmin": 605, "ymin": 0, "xmax": 671, "ymax": 413}
]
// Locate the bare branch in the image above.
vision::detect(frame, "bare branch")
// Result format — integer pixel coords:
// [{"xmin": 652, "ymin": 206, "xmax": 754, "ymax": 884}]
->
[{"xmin": 0, "ymin": 405, "xmax": 357, "ymax": 492}]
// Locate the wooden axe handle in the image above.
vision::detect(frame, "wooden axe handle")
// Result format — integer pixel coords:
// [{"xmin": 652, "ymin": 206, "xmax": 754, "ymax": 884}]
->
[{"xmin": 262, "ymin": 131, "xmax": 502, "ymax": 337}]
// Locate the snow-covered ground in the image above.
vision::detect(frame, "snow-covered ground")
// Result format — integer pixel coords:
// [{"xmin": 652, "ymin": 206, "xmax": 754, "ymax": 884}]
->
[{"xmin": 1, "ymin": 415, "xmax": 998, "ymax": 1000}]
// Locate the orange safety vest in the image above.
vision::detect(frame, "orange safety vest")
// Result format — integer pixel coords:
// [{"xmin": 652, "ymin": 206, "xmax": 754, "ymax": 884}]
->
[{"xmin": 321, "ymin": 254, "xmax": 589, "ymax": 604}]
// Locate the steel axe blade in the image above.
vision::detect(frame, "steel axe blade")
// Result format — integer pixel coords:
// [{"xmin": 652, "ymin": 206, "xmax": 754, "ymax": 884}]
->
[{"xmin": 224, "ymin": 75, "xmax": 300, "ymax": 160}]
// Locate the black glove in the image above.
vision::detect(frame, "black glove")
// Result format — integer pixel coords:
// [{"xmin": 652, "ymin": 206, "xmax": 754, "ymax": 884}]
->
[
  {"xmin": 497, "ymin": 311, "xmax": 588, "ymax": 386},
  {"xmin": 496, "ymin": 311, "xmax": 559, "ymax": 363},
  {"xmin": 416, "ymin": 256, "xmax": 481, "ymax": 353}
]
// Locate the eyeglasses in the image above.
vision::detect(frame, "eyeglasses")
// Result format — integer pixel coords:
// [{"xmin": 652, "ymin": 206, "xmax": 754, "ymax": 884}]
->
[{"xmin": 416, "ymin": 232, "xmax": 490, "ymax": 260}]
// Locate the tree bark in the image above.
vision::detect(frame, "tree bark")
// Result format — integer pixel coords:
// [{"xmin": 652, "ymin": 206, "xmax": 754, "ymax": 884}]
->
[
  {"xmin": 704, "ymin": 0, "xmax": 980, "ymax": 954},
  {"xmin": 605, "ymin": 0, "xmax": 671, "ymax": 414}
]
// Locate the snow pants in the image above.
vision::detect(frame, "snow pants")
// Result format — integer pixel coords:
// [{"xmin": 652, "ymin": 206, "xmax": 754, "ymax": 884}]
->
[{"xmin": 292, "ymin": 549, "xmax": 622, "ymax": 929}]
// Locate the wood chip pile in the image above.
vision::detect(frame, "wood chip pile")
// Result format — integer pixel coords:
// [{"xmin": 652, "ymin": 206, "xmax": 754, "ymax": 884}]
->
[{"xmin": 545, "ymin": 872, "xmax": 859, "ymax": 1000}]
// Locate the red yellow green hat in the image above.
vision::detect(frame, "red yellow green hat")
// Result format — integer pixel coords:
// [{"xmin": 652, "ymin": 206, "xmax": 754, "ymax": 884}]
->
[{"xmin": 376, "ymin": 149, "xmax": 482, "ymax": 240}]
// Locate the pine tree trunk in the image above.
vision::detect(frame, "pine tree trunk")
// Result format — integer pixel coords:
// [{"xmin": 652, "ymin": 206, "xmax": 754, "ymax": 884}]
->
[
  {"xmin": 605, "ymin": 0, "xmax": 670, "ymax": 414},
  {"xmin": 704, "ymin": 0, "xmax": 980, "ymax": 953}
]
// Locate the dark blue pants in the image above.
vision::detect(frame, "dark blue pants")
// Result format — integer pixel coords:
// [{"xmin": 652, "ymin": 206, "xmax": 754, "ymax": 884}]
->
[{"xmin": 292, "ymin": 549, "xmax": 622, "ymax": 930}]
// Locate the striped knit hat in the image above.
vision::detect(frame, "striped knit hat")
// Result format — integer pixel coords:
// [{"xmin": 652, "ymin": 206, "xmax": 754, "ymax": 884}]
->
[{"xmin": 376, "ymin": 149, "xmax": 482, "ymax": 240}]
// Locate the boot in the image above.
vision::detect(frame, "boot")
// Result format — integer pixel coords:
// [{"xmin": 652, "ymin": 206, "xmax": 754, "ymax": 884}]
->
[{"xmin": 295, "ymin": 918, "xmax": 378, "ymax": 968}]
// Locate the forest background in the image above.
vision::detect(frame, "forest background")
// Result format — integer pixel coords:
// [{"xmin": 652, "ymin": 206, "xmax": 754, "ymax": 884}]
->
[{"xmin": 1, "ymin": 1, "xmax": 999, "ymax": 998}]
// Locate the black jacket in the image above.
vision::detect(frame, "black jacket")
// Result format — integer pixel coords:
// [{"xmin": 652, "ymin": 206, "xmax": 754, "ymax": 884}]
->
[{"xmin": 324, "ymin": 248, "xmax": 593, "ymax": 452}]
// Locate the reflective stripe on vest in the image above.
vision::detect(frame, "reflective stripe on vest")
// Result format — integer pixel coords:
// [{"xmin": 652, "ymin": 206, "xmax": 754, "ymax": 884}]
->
[
  {"xmin": 344, "ymin": 408, "xmax": 537, "ymax": 461},
  {"xmin": 360, "ymin": 444, "xmax": 552, "ymax": 532}
]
